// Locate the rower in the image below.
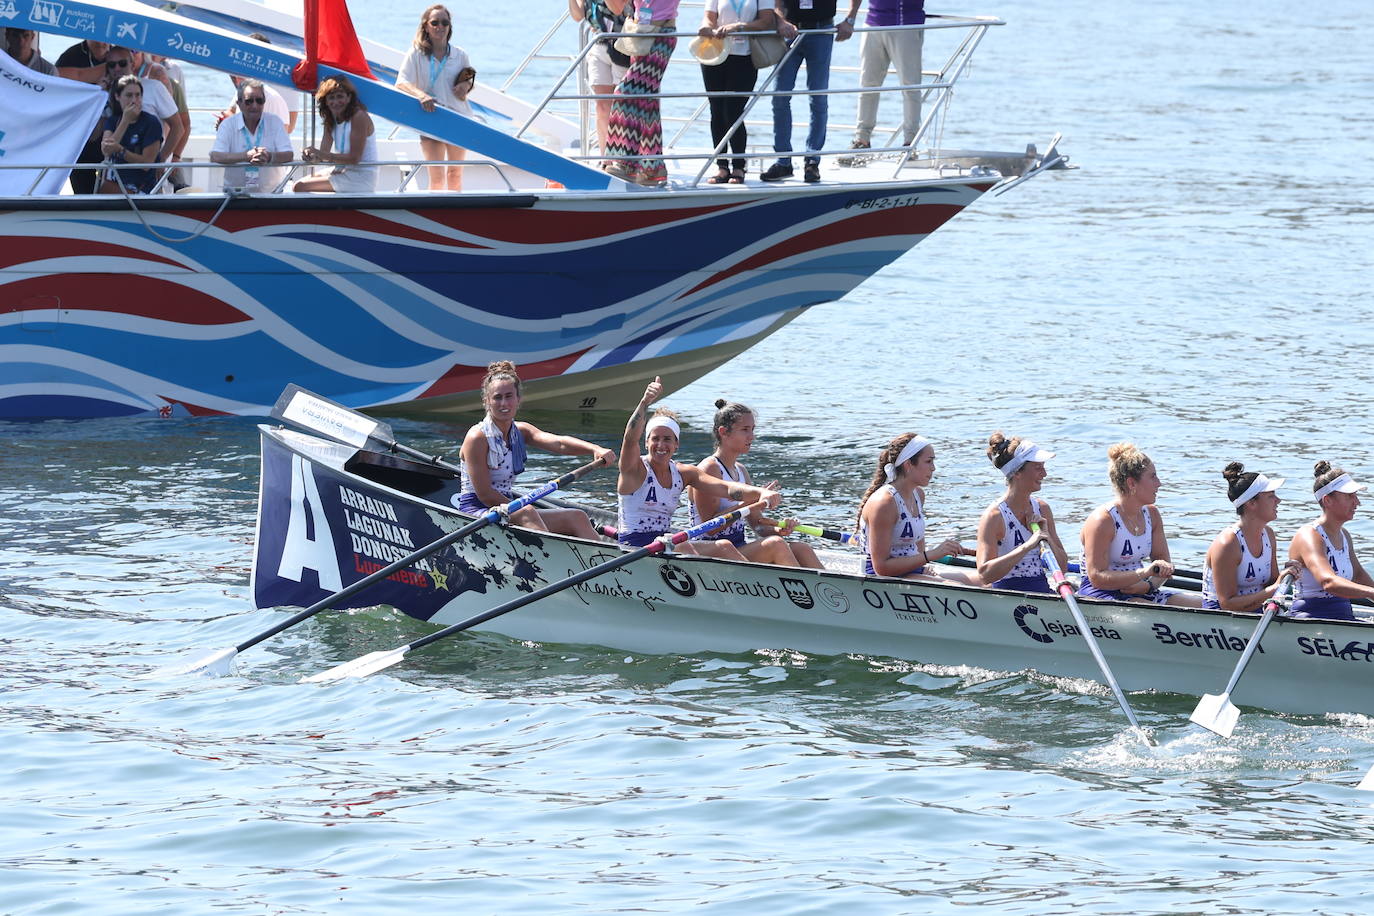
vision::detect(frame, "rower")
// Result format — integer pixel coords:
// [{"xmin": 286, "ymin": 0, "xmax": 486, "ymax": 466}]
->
[
  {"xmin": 853, "ymin": 433, "xmax": 976, "ymax": 582},
  {"xmin": 616, "ymin": 377, "xmax": 779, "ymax": 555},
  {"xmin": 1201, "ymin": 462, "xmax": 1294, "ymax": 612},
  {"xmin": 974, "ymin": 432, "xmax": 1068, "ymax": 593},
  {"xmin": 1287, "ymin": 461, "xmax": 1374, "ymax": 620},
  {"xmin": 1079, "ymin": 442, "xmax": 1201, "ymax": 607},
  {"xmin": 457, "ymin": 360, "xmax": 615, "ymax": 538},
  {"xmin": 687, "ymin": 398, "xmax": 822, "ymax": 568}
]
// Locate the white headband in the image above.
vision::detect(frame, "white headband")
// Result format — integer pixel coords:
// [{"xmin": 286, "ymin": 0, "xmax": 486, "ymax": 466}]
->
[
  {"xmin": 1231, "ymin": 473, "xmax": 1283, "ymax": 508},
  {"xmin": 1002, "ymin": 439, "xmax": 1054, "ymax": 479},
  {"xmin": 884, "ymin": 436, "xmax": 931, "ymax": 482},
  {"xmin": 1315, "ymin": 472, "xmax": 1364, "ymax": 503},
  {"xmin": 645, "ymin": 415, "xmax": 680, "ymax": 441}
]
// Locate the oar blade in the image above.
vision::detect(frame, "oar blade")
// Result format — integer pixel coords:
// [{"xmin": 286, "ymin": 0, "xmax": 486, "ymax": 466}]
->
[
  {"xmin": 302, "ymin": 647, "xmax": 410, "ymax": 683},
  {"xmin": 1189, "ymin": 692, "xmax": 1239, "ymax": 738},
  {"xmin": 1356, "ymin": 766, "xmax": 1374, "ymax": 792},
  {"xmin": 158, "ymin": 647, "xmax": 238, "ymax": 678}
]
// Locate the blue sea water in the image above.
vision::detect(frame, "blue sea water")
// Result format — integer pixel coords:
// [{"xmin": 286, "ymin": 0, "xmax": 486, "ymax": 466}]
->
[{"xmin": 6, "ymin": 0, "xmax": 1374, "ymax": 912}]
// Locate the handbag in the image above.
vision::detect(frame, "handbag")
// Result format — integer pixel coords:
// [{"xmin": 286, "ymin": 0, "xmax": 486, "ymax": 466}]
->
[
  {"xmin": 615, "ymin": 17, "xmax": 674, "ymax": 58},
  {"xmin": 750, "ymin": 32, "xmax": 787, "ymax": 68}
]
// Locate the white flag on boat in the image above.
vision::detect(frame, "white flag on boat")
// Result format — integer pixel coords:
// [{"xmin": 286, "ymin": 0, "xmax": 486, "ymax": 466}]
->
[{"xmin": 0, "ymin": 48, "xmax": 107, "ymax": 196}]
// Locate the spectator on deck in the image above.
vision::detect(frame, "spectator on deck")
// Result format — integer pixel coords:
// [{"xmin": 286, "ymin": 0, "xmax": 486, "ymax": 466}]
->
[
  {"xmin": 55, "ymin": 38, "xmax": 109, "ymax": 83},
  {"xmin": 760, "ymin": 0, "xmax": 860, "ymax": 184},
  {"xmin": 55, "ymin": 38, "xmax": 111, "ymax": 193},
  {"xmin": 294, "ymin": 75, "xmax": 378, "ymax": 193},
  {"xmin": 567, "ymin": 0, "xmax": 629, "ymax": 157},
  {"xmin": 396, "ymin": 4, "xmax": 473, "ymax": 191},
  {"xmin": 105, "ymin": 48, "xmax": 183, "ymax": 181},
  {"xmin": 210, "ymin": 79, "xmax": 294, "ymax": 192},
  {"xmin": 5, "ymin": 28, "xmax": 57, "ymax": 76},
  {"xmin": 98, "ymin": 75, "xmax": 164, "ymax": 195},
  {"xmin": 840, "ymin": 0, "xmax": 926, "ymax": 165}
]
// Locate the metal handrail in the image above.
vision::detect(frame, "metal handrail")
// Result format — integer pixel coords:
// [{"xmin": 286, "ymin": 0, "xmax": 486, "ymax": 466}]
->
[{"xmin": 507, "ymin": 15, "xmax": 1001, "ymax": 183}]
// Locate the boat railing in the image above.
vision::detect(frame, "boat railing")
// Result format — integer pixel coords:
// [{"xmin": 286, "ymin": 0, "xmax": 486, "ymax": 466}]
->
[
  {"xmin": 506, "ymin": 11, "xmax": 1004, "ymax": 185},
  {"xmin": 3, "ymin": 155, "xmax": 529, "ymax": 203}
]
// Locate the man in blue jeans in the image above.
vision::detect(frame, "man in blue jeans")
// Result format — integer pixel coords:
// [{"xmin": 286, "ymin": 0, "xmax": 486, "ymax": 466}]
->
[{"xmin": 761, "ymin": 0, "xmax": 861, "ymax": 183}]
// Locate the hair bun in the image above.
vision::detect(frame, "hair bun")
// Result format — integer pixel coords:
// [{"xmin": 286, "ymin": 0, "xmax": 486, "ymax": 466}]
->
[
  {"xmin": 714, "ymin": 398, "xmax": 727, "ymax": 409},
  {"xmin": 1314, "ymin": 460, "xmax": 1332, "ymax": 478},
  {"xmin": 1222, "ymin": 461, "xmax": 1244, "ymax": 482}
]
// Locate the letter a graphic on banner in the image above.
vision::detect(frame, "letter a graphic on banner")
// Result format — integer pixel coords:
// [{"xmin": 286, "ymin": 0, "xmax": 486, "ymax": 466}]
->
[{"xmin": 278, "ymin": 454, "xmax": 344, "ymax": 591}]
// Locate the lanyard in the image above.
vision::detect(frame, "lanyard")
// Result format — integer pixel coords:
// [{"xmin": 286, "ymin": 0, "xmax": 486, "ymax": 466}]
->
[
  {"xmin": 240, "ymin": 118, "xmax": 263, "ymax": 151},
  {"xmin": 428, "ymin": 50, "xmax": 449, "ymax": 93},
  {"xmin": 728, "ymin": 0, "xmax": 749, "ymax": 22}
]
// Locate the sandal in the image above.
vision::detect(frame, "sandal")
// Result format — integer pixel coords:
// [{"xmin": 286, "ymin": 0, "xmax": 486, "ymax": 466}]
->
[
  {"xmin": 706, "ymin": 167, "xmax": 731, "ymax": 184},
  {"xmin": 727, "ymin": 168, "xmax": 746, "ymax": 184}
]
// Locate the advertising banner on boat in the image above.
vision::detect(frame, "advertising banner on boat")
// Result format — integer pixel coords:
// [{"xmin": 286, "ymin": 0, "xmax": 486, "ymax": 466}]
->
[
  {"xmin": 254, "ymin": 429, "xmax": 557, "ymax": 622},
  {"xmin": 0, "ymin": 47, "xmax": 105, "ymax": 194}
]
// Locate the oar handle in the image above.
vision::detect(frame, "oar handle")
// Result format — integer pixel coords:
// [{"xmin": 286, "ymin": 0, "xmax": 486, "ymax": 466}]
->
[{"xmin": 760, "ymin": 518, "xmax": 853, "ymax": 544}]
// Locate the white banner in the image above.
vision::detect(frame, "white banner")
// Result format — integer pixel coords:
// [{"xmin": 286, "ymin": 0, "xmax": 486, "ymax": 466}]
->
[{"xmin": 0, "ymin": 47, "xmax": 107, "ymax": 196}]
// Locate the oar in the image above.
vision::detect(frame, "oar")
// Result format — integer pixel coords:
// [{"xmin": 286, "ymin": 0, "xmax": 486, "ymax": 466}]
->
[
  {"xmin": 758, "ymin": 517, "xmax": 853, "ymax": 544},
  {"xmin": 1035, "ymin": 523, "xmax": 1153, "ymax": 745},
  {"xmin": 272, "ymin": 384, "xmax": 457, "ymax": 471},
  {"xmin": 1189, "ymin": 573, "xmax": 1297, "ymax": 737},
  {"xmin": 167, "ymin": 453, "xmax": 613, "ymax": 676},
  {"xmin": 303, "ymin": 497, "xmax": 774, "ymax": 682}
]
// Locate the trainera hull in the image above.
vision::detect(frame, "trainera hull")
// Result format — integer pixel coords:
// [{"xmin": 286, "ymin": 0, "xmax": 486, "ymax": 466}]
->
[{"xmin": 252, "ymin": 426, "xmax": 1374, "ymax": 718}]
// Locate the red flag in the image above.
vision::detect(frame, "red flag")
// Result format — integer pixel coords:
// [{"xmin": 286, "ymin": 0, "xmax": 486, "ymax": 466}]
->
[{"xmin": 292, "ymin": 0, "xmax": 375, "ymax": 91}]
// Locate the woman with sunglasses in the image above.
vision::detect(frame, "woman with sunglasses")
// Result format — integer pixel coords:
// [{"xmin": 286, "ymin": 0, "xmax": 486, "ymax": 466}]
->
[
  {"xmin": 396, "ymin": 4, "xmax": 474, "ymax": 191},
  {"xmin": 295, "ymin": 76, "xmax": 378, "ymax": 193}
]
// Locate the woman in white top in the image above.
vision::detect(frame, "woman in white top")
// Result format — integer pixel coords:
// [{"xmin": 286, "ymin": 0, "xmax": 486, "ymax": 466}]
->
[
  {"xmin": 458, "ymin": 360, "xmax": 615, "ymax": 537},
  {"xmin": 855, "ymin": 432, "xmax": 974, "ymax": 581},
  {"xmin": 695, "ymin": 0, "xmax": 776, "ymax": 183},
  {"xmin": 1201, "ymin": 462, "xmax": 1291, "ymax": 611},
  {"xmin": 396, "ymin": 4, "xmax": 474, "ymax": 191},
  {"xmin": 688, "ymin": 398, "xmax": 820, "ymax": 568},
  {"xmin": 617, "ymin": 378, "xmax": 778, "ymax": 555},
  {"xmin": 1287, "ymin": 461, "xmax": 1374, "ymax": 620},
  {"xmin": 1079, "ymin": 442, "xmax": 1199, "ymax": 606},
  {"xmin": 975, "ymin": 431, "xmax": 1069, "ymax": 593},
  {"xmin": 294, "ymin": 75, "xmax": 378, "ymax": 193}
]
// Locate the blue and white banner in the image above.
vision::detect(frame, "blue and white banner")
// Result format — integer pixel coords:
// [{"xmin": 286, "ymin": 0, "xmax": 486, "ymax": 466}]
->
[{"xmin": 0, "ymin": 47, "xmax": 106, "ymax": 195}]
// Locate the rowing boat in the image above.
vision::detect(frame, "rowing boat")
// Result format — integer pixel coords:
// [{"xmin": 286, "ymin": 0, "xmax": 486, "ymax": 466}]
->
[
  {"xmin": 0, "ymin": 0, "xmax": 1067, "ymax": 419},
  {"xmin": 251, "ymin": 422, "xmax": 1374, "ymax": 718}
]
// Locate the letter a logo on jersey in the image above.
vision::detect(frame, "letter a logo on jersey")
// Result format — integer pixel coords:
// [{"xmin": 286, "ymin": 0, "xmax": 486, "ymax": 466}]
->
[
  {"xmin": 1013, "ymin": 529, "xmax": 1025, "ymax": 547},
  {"xmin": 900, "ymin": 522, "xmax": 913, "ymax": 539},
  {"xmin": 1245, "ymin": 562, "xmax": 1256, "ymax": 580},
  {"xmin": 645, "ymin": 485, "xmax": 658, "ymax": 504},
  {"xmin": 278, "ymin": 454, "xmax": 343, "ymax": 591},
  {"xmin": 1121, "ymin": 541, "xmax": 1134, "ymax": 558}
]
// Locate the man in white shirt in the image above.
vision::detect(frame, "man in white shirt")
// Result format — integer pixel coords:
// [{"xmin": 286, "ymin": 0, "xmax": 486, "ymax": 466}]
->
[{"xmin": 210, "ymin": 79, "xmax": 294, "ymax": 191}]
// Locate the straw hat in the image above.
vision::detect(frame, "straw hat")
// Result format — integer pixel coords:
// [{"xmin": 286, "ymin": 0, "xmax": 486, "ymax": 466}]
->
[{"xmin": 689, "ymin": 35, "xmax": 729, "ymax": 66}]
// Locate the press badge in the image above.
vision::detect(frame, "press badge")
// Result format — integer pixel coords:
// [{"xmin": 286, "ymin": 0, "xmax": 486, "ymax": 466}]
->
[{"xmin": 800, "ymin": 0, "xmax": 813, "ymax": 8}]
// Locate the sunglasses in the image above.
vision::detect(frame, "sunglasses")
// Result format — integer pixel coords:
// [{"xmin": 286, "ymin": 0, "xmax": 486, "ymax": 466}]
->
[
  {"xmin": 428, "ymin": 18, "xmax": 450, "ymax": 25},
  {"xmin": 106, "ymin": 59, "xmax": 132, "ymax": 69},
  {"xmin": 241, "ymin": 97, "xmax": 266, "ymax": 105}
]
